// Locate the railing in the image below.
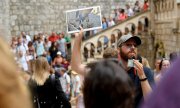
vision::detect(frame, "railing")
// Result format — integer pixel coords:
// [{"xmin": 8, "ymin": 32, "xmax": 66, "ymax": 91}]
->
[{"xmin": 71, "ymin": 10, "xmax": 152, "ymax": 63}]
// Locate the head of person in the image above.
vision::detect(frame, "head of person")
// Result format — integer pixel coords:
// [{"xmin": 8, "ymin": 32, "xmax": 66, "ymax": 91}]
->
[
  {"xmin": 120, "ymin": 9, "xmax": 125, "ymax": 14},
  {"xmin": 57, "ymin": 67, "xmax": 66, "ymax": 76},
  {"xmin": 0, "ymin": 34, "xmax": 32, "ymax": 107},
  {"xmin": 169, "ymin": 52, "xmax": 178, "ymax": 63},
  {"xmin": 159, "ymin": 58, "xmax": 170, "ymax": 72},
  {"xmin": 17, "ymin": 36, "xmax": 23, "ymax": 44},
  {"xmin": 60, "ymin": 32, "xmax": 65, "ymax": 38},
  {"xmin": 126, "ymin": 4, "xmax": 130, "ymax": 9},
  {"xmin": 144, "ymin": 0, "xmax": 148, "ymax": 3},
  {"xmin": 57, "ymin": 51, "xmax": 62, "ymax": 57},
  {"xmin": 21, "ymin": 31, "xmax": 26, "ymax": 36},
  {"xmin": 32, "ymin": 57, "xmax": 50, "ymax": 85},
  {"xmin": 103, "ymin": 47, "xmax": 118, "ymax": 59},
  {"xmin": 135, "ymin": 1, "xmax": 139, "ymax": 5},
  {"xmin": 117, "ymin": 34, "xmax": 141, "ymax": 62},
  {"xmin": 83, "ymin": 59, "xmax": 135, "ymax": 108},
  {"xmin": 52, "ymin": 32, "xmax": 56, "ymax": 36},
  {"xmin": 154, "ymin": 57, "xmax": 162, "ymax": 72},
  {"xmin": 102, "ymin": 17, "xmax": 106, "ymax": 22},
  {"xmin": 141, "ymin": 58, "xmax": 180, "ymax": 108}
]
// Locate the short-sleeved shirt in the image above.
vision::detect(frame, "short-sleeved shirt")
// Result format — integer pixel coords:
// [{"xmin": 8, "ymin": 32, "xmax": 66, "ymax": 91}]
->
[
  {"xmin": 72, "ymin": 75, "xmax": 81, "ymax": 93},
  {"xmin": 16, "ymin": 43, "xmax": 28, "ymax": 55},
  {"xmin": 58, "ymin": 38, "xmax": 66, "ymax": 53},
  {"xmin": 59, "ymin": 73, "xmax": 71, "ymax": 93}
]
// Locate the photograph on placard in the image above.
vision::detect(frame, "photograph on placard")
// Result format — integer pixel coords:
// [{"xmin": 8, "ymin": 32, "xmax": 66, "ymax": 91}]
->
[{"xmin": 66, "ymin": 6, "xmax": 102, "ymax": 34}]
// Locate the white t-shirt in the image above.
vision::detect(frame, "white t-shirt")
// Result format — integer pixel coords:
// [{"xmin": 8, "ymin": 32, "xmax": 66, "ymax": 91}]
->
[
  {"xmin": 127, "ymin": 8, "xmax": 134, "ymax": 17},
  {"xmin": 72, "ymin": 75, "xmax": 81, "ymax": 93},
  {"xmin": 18, "ymin": 56, "xmax": 28, "ymax": 71},
  {"xmin": 59, "ymin": 73, "xmax": 71, "ymax": 93}
]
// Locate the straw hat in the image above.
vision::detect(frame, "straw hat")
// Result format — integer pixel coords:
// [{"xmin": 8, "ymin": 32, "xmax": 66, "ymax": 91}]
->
[{"xmin": 71, "ymin": 70, "xmax": 78, "ymax": 75}]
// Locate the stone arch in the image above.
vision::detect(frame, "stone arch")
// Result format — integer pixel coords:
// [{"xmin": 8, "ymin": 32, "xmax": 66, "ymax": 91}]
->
[
  {"xmin": 125, "ymin": 23, "xmax": 136, "ymax": 35},
  {"xmin": 144, "ymin": 17, "xmax": 149, "ymax": 32},
  {"xmin": 110, "ymin": 34, "xmax": 116, "ymax": 48},
  {"xmin": 90, "ymin": 43, "xmax": 95, "ymax": 58},
  {"xmin": 83, "ymin": 46, "xmax": 88, "ymax": 61},
  {"xmin": 112, "ymin": 29, "xmax": 121, "ymax": 37},
  {"xmin": 131, "ymin": 24, "xmax": 136, "ymax": 35},
  {"xmin": 112, "ymin": 29, "xmax": 122, "ymax": 40},
  {"xmin": 138, "ymin": 16, "xmax": 149, "ymax": 32},
  {"xmin": 98, "ymin": 35, "xmax": 109, "ymax": 50},
  {"xmin": 111, "ymin": 29, "xmax": 121, "ymax": 48},
  {"xmin": 137, "ymin": 20, "xmax": 143, "ymax": 35},
  {"xmin": 83, "ymin": 42, "xmax": 95, "ymax": 58},
  {"xmin": 124, "ymin": 27, "xmax": 130, "ymax": 35},
  {"xmin": 117, "ymin": 30, "xmax": 123, "ymax": 40},
  {"xmin": 83, "ymin": 42, "xmax": 91, "ymax": 61},
  {"xmin": 97, "ymin": 40, "xmax": 102, "ymax": 54}
]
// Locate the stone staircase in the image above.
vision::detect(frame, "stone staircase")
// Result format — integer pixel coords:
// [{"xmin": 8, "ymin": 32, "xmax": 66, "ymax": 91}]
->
[{"xmin": 77, "ymin": 10, "xmax": 155, "ymax": 67}]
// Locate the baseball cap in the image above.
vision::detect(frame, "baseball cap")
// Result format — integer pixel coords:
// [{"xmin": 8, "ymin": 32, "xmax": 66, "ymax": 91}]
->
[
  {"xmin": 55, "ymin": 67, "xmax": 66, "ymax": 72},
  {"xmin": 117, "ymin": 34, "xmax": 141, "ymax": 47},
  {"xmin": 57, "ymin": 51, "xmax": 62, "ymax": 55}
]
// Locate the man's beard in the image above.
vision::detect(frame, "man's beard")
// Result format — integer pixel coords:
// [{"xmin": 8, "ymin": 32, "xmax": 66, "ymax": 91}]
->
[
  {"xmin": 120, "ymin": 49, "xmax": 129, "ymax": 62},
  {"xmin": 120, "ymin": 49, "xmax": 136, "ymax": 62}
]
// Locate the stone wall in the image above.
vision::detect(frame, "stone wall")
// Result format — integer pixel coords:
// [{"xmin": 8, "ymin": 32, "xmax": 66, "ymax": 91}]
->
[
  {"xmin": 0, "ymin": 0, "xmax": 10, "ymax": 41},
  {"xmin": 153, "ymin": 0, "xmax": 180, "ymax": 58},
  {"xmin": 0, "ymin": 0, "xmax": 143, "ymax": 39}
]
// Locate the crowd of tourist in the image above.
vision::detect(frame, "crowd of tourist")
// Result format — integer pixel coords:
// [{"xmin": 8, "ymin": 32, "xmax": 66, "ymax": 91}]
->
[
  {"xmin": 101, "ymin": 0, "xmax": 149, "ymax": 30},
  {"xmin": 1, "ymin": 0, "xmax": 180, "ymax": 108},
  {"xmin": 9, "ymin": 31, "xmax": 83, "ymax": 107},
  {"xmin": 83, "ymin": 0, "xmax": 149, "ymax": 40}
]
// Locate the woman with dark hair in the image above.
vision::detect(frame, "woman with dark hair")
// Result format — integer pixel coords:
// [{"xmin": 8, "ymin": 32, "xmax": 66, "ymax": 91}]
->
[
  {"xmin": 83, "ymin": 59, "xmax": 135, "ymax": 108},
  {"xmin": 155, "ymin": 58, "xmax": 170, "ymax": 83},
  {"xmin": 49, "ymin": 42, "xmax": 58, "ymax": 61},
  {"xmin": 118, "ymin": 9, "xmax": 127, "ymax": 21}
]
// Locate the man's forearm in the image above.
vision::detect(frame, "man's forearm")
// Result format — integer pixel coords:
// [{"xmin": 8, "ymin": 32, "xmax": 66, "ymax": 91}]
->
[{"xmin": 140, "ymin": 74, "xmax": 152, "ymax": 99}]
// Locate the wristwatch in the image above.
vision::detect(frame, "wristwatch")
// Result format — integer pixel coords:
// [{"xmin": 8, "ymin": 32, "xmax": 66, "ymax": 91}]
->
[{"xmin": 139, "ymin": 75, "xmax": 147, "ymax": 81}]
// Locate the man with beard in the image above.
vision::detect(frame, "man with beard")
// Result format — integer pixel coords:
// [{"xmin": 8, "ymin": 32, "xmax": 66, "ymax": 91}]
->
[
  {"xmin": 117, "ymin": 34, "xmax": 154, "ymax": 108},
  {"xmin": 71, "ymin": 28, "xmax": 154, "ymax": 108}
]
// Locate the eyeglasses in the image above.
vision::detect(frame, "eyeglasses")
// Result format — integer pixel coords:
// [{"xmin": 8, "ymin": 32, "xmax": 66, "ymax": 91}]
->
[{"xmin": 122, "ymin": 43, "xmax": 138, "ymax": 49}]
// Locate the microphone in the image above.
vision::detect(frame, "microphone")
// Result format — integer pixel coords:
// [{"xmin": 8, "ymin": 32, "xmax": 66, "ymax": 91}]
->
[{"xmin": 131, "ymin": 56, "xmax": 135, "ymax": 59}]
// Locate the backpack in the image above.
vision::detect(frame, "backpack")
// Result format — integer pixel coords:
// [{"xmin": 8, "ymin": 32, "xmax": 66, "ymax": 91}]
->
[{"xmin": 29, "ymin": 75, "xmax": 71, "ymax": 108}]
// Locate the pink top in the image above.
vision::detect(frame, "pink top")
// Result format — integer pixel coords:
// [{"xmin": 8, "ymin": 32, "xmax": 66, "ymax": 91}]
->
[{"xmin": 118, "ymin": 13, "xmax": 127, "ymax": 21}]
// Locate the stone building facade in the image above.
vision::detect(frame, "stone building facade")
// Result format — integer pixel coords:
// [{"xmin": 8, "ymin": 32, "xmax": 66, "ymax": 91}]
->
[
  {"xmin": 151, "ymin": 0, "xmax": 180, "ymax": 58},
  {"xmin": 0, "ymin": 0, "xmax": 143, "ymax": 38}
]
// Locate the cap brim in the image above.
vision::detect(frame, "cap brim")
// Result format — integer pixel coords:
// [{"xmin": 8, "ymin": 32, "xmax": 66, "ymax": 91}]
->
[{"xmin": 129, "ymin": 36, "xmax": 141, "ymax": 46}]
